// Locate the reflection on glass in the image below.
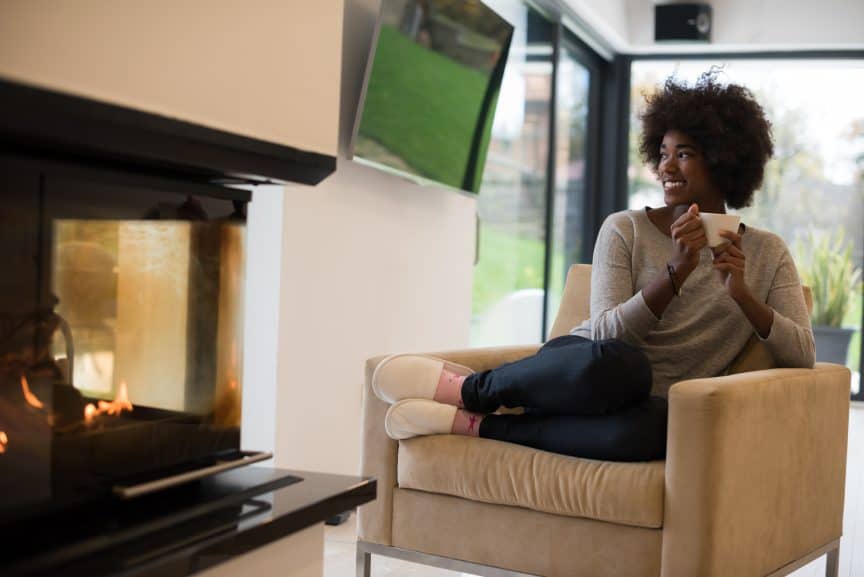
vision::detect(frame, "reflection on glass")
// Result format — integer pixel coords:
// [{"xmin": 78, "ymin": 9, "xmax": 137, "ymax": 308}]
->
[
  {"xmin": 628, "ymin": 59, "xmax": 864, "ymax": 391},
  {"xmin": 546, "ymin": 42, "xmax": 591, "ymax": 334},
  {"xmin": 51, "ymin": 219, "xmax": 245, "ymax": 422},
  {"xmin": 470, "ymin": 4, "xmax": 553, "ymax": 345},
  {"xmin": 354, "ymin": 0, "xmax": 513, "ymax": 193}
]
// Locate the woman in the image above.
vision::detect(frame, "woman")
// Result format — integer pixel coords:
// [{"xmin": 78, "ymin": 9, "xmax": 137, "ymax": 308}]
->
[{"xmin": 372, "ymin": 72, "xmax": 815, "ymax": 462}]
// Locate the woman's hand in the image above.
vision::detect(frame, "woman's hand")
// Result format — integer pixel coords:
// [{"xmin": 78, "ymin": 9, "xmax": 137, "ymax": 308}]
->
[
  {"xmin": 669, "ymin": 203, "xmax": 707, "ymax": 278},
  {"xmin": 712, "ymin": 229, "xmax": 774, "ymax": 337},
  {"xmin": 712, "ymin": 229, "xmax": 750, "ymax": 301}
]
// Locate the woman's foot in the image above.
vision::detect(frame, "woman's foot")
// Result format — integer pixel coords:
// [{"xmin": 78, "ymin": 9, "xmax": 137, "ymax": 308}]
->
[
  {"xmin": 434, "ymin": 369, "xmax": 467, "ymax": 408},
  {"xmin": 372, "ymin": 354, "xmax": 473, "ymax": 405},
  {"xmin": 451, "ymin": 408, "xmax": 483, "ymax": 436},
  {"xmin": 384, "ymin": 399, "xmax": 483, "ymax": 440}
]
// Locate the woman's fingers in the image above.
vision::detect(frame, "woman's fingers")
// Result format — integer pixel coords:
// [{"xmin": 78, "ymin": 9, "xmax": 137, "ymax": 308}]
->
[
  {"xmin": 671, "ymin": 213, "xmax": 702, "ymax": 234},
  {"xmin": 724, "ymin": 243, "xmax": 745, "ymax": 258},
  {"xmin": 718, "ymin": 229, "xmax": 743, "ymax": 249},
  {"xmin": 676, "ymin": 227, "xmax": 707, "ymax": 248},
  {"xmin": 712, "ymin": 262, "xmax": 737, "ymax": 275},
  {"xmin": 713, "ymin": 240, "xmax": 745, "ymax": 259},
  {"xmin": 713, "ymin": 254, "xmax": 745, "ymax": 268}
]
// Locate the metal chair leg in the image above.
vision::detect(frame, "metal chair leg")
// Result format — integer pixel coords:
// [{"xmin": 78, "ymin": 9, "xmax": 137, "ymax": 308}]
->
[
  {"xmin": 356, "ymin": 545, "xmax": 371, "ymax": 577},
  {"xmin": 825, "ymin": 546, "xmax": 839, "ymax": 577}
]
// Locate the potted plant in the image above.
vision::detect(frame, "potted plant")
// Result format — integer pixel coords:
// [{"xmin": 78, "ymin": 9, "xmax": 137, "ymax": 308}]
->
[{"xmin": 795, "ymin": 228, "xmax": 862, "ymax": 364}]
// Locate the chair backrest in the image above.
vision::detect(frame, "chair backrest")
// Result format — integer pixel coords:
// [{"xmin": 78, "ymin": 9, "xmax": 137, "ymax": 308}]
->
[
  {"xmin": 546, "ymin": 264, "xmax": 813, "ymax": 373},
  {"xmin": 547, "ymin": 264, "xmax": 592, "ymax": 340}
]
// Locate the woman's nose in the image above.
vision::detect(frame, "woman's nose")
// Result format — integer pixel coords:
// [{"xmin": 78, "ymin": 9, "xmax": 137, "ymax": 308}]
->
[{"xmin": 661, "ymin": 156, "xmax": 678, "ymax": 172}]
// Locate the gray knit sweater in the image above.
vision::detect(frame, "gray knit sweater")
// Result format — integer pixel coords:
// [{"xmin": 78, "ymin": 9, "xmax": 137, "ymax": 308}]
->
[{"xmin": 570, "ymin": 208, "xmax": 815, "ymax": 398}]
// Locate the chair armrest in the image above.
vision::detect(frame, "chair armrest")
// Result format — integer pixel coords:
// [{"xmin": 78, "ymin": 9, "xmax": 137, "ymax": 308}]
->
[
  {"xmin": 357, "ymin": 344, "xmax": 540, "ymax": 545},
  {"xmin": 661, "ymin": 363, "xmax": 851, "ymax": 577}
]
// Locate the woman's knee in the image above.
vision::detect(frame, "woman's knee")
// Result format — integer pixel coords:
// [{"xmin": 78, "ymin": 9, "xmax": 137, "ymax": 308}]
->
[
  {"xmin": 542, "ymin": 339, "xmax": 652, "ymax": 415},
  {"xmin": 593, "ymin": 339, "xmax": 653, "ymax": 399}
]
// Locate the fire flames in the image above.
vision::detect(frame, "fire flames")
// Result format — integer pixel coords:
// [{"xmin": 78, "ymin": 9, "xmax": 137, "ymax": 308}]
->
[
  {"xmin": 84, "ymin": 380, "xmax": 134, "ymax": 424},
  {"xmin": 0, "ymin": 431, "xmax": 7, "ymax": 454},
  {"xmin": 20, "ymin": 375, "xmax": 44, "ymax": 409}
]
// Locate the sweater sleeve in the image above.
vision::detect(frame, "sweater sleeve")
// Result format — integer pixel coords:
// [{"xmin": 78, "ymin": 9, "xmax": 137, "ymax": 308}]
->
[
  {"xmin": 589, "ymin": 213, "xmax": 661, "ymax": 345},
  {"xmin": 760, "ymin": 243, "xmax": 816, "ymax": 368}
]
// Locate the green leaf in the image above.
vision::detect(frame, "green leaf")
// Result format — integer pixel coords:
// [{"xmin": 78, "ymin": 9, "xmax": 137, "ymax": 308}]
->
[{"xmin": 794, "ymin": 227, "xmax": 863, "ymax": 327}]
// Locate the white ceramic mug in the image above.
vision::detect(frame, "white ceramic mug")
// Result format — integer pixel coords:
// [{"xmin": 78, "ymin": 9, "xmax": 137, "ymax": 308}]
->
[{"xmin": 700, "ymin": 212, "xmax": 741, "ymax": 248}]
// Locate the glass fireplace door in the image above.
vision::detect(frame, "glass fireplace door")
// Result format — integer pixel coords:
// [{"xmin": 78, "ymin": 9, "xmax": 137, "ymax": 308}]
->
[{"xmin": 0, "ymin": 156, "xmax": 248, "ymax": 522}]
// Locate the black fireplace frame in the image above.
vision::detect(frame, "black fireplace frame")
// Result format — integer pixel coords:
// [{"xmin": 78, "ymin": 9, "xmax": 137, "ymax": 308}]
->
[{"xmin": 0, "ymin": 78, "xmax": 337, "ymax": 187}]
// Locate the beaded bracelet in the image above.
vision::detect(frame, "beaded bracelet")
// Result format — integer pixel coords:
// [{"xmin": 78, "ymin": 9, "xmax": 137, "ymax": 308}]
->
[{"xmin": 666, "ymin": 262, "xmax": 682, "ymax": 297}]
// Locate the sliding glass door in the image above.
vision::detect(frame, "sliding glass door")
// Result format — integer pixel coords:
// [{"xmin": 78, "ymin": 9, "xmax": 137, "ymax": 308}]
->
[
  {"xmin": 545, "ymin": 32, "xmax": 598, "ymax": 334},
  {"xmin": 470, "ymin": 5, "xmax": 604, "ymax": 346},
  {"xmin": 470, "ymin": 5, "xmax": 554, "ymax": 346}
]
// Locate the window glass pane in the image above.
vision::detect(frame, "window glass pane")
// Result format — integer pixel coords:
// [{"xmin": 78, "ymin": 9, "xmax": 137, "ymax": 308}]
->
[
  {"xmin": 471, "ymin": 4, "xmax": 553, "ymax": 346},
  {"xmin": 546, "ymin": 41, "xmax": 590, "ymax": 334},
  {"xmin": 629, "ymin": 59, "xmax": 864, "ymax": 394}
]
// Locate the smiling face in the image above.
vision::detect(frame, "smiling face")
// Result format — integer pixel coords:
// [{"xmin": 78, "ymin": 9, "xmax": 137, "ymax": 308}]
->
[{"xmin": 658, "ymin": 130, "xmax": 725, "ymax": 212}]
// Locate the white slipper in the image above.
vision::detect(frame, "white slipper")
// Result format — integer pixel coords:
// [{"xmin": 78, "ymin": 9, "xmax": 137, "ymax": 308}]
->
[
  {"xmin": 372, "ymin": 354, "xmax": 474, "ymax": 404},
  {"xmin": 384, "ymin": 399, "xmax": 457, "ymax": 440}
]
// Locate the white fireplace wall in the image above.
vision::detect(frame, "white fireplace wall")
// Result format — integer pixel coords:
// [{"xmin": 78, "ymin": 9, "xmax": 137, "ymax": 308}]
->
[
  {"xmin": 240, "ymin": 0, "xmax": 476, "ymax": 474},
  {"xmin": 243, "ymin": 169, "xmax": 476, "ymax": 475},
  {"xmin": 240, "ymin": 185, "xmax": 283, "ymax": 457}
]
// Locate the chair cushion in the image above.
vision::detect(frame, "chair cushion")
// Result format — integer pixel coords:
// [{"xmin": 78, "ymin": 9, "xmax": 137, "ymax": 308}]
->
[{"xmin": 397, "ymin": 435, "xmax": 665, "ymax": 529}]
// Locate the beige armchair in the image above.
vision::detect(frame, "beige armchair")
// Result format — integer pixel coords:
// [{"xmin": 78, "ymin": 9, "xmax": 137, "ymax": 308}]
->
[{"xmin": 357, "ymin": 264, "xmax": 851, "ymax": 577}]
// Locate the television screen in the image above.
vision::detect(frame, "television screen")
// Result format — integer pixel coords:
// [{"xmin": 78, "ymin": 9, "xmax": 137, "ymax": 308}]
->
[{"xmin": 350, "ymin": 0, "xmax": 513, "ymax": 194}]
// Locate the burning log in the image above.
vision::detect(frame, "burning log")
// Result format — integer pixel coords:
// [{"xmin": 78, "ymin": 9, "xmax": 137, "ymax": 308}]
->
[{"xmin": 84, "ymin": 380, "xmax": 133, "ymax": 424}]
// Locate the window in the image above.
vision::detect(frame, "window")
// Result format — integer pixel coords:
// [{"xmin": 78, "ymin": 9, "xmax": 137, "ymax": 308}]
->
[
  {"xmin": 470, "ymin": 3, "xmax": 605, "ymax": 346},
  {"xmin": 470, "ymin": 5, "xmax": 554, "ymax": 346}
]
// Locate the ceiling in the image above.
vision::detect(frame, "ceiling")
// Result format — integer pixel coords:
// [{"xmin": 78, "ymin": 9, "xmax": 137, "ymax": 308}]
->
[{"xmin": 562, "ymin": 0, "xmax": 864, "ymax": 55}]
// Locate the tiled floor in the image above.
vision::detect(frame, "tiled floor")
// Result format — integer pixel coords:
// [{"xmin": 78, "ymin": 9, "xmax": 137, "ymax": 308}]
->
[{"xmin": 325, "ymin": 404, "xmax": 864, "ymax": 577}]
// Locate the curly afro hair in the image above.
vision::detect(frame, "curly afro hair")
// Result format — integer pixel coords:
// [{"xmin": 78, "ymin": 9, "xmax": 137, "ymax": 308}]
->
[{"xmin": 639, "ymin": 70, "xmax": 774, "ymax": 209}]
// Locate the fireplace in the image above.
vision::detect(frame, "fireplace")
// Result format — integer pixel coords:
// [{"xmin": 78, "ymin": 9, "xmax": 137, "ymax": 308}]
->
[
  {"xmin": 0, "ymin": 153, "xmax": 261, "ymax": 525},
  {"xmin": 0, "ymin": 79, "xmax": 338, "ymax": 540}
]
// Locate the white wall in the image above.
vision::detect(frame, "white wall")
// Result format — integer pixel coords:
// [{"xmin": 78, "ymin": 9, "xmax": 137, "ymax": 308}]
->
[
  {"xmin": 0, "ymin": 0, "xmax": 341, "ymax": 156},
  {"xmin": 270, "ymin": 0, "xmax": 476, "ymax": 475},
  {"xmin": 564, "ymin": 0, "xmax": 631, "ymax": 52},
  {"xmin": 240, "ymin": 186, "xmax": 283, "ymax": 456}
]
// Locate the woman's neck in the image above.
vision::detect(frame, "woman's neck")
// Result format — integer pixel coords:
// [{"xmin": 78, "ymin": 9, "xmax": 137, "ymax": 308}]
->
[{"xmin": 670, "ymin": 201, "xmax": 726, "ymax": 218}]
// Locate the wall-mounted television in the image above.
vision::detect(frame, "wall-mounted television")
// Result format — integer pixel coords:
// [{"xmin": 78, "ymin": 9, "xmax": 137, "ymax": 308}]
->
[{"xmin": 349, "ymin": 0, "xmax": 513, "ymax": 194}]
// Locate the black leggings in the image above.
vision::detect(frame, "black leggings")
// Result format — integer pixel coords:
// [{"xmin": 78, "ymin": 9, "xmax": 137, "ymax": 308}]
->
[{"xmin": 461, "ymin": 335, "xmax": 667, "ymax": 462}]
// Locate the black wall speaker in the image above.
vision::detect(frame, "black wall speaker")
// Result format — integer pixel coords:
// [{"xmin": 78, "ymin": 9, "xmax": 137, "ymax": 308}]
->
[{"xmin": 655, "ymin": 3, "xmax": 712, "ymax": 42}]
